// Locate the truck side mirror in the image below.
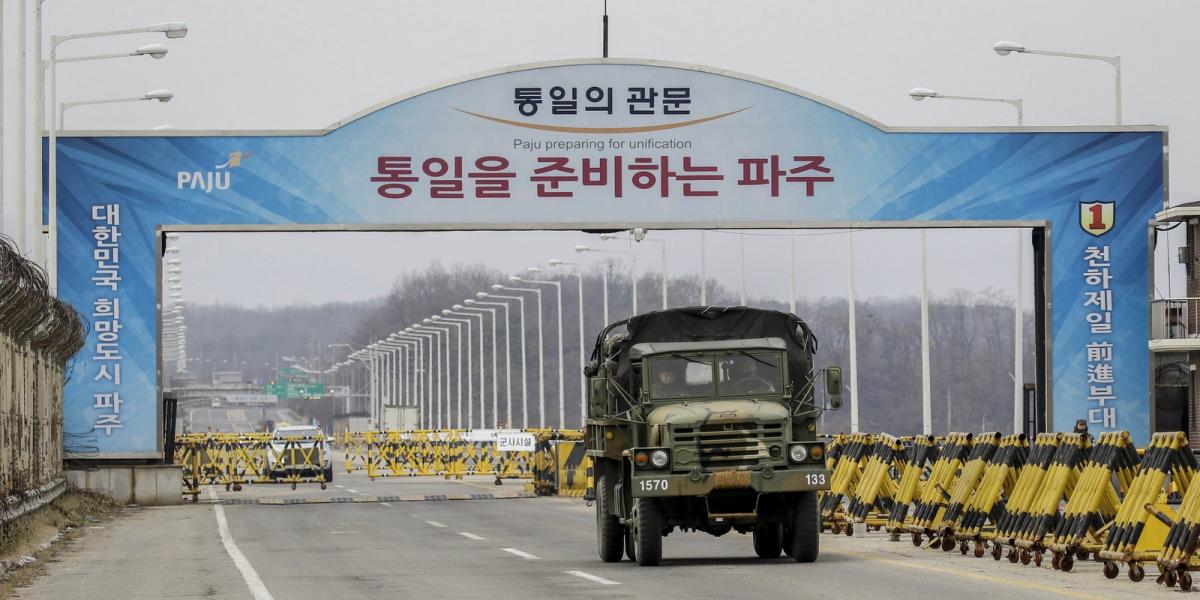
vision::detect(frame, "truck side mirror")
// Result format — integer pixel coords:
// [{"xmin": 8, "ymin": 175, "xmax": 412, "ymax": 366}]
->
[{"xmin": 825, "ymin": 367, "xmax": 843, "ymax": 409}]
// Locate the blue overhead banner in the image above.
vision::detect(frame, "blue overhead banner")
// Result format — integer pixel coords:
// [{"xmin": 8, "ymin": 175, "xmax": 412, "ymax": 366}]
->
[{"xmin": 52, "ymin": 59, "xmax": 1164, "ymax": 456}]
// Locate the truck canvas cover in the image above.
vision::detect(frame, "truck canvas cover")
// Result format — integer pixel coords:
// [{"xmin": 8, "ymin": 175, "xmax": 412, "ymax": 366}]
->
[{"xmin": 592, "ymin": 306, "xmax": 818, "ymax": 402}]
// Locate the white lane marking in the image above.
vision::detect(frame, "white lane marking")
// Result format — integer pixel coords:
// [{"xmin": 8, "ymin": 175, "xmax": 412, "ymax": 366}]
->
[
  {"xmin": 502, "ymin": 548, "xmax": 541, "ymax": 560},
  {"xmin": 426, "ymin": 520, "xmax": 447, "ymax": 528},
  {"xmin": 458, "ymin": 532, "xmax": 486, "ymax": 540},
  {"xmin": 564, "ymin": 571, "xmax": 620, "ymax": 585},
  {"xmin": 207, "ymin": 488, "xmax": 275, "ymax": 600},
  {"xmin": 380, "ymin": 502, "xmax": 393, "ymax": 507},
  {"xmin": 347, "ymin": 489, "xmax": 359, "ymax": 494},
  {"xmin": 334, "ymin": 485, "xmax": 344, "ymax": 489}
]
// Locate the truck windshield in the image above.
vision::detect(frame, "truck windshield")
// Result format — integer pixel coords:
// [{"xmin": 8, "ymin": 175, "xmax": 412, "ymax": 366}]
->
[
  {"xmin": 718, "ymin": 352, "xmax": 784, "ymax": 396},
  {"xmin": 648, "ymin": 356, "xmax": 714, "ymax": 400}
]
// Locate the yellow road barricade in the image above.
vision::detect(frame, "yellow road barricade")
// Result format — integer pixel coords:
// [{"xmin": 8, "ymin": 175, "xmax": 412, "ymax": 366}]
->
[
  {"xmin": 821, "ymin": 433, "xmax": 874, "ymax": 534},
  {"xmin": 906, "ymin": 432, "xmax": 974, "ymax": 544},
  {"xmin": 1039, "ymin": 431, "xmax": 1138, "ymax": 567},
  {"xmin": 1092, "ymin": 431, "xmax": 1195, "ymax": 583},
  {"xmin": 847, "ymin": 434, "xmax": 904, "ymax": 532},
  {"xmin": 948, "ymin": 433, "xmax": 1028, "ymax": 556},
  {"xmin": 886, "ymin": 434, "xmax": 938, "ymax": 538}
]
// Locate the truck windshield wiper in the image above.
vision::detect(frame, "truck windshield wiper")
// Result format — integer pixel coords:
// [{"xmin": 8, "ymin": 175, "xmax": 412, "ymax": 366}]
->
[
  {"xmin": 736, "ymin": 350, "xmax": 776, "ymax": 368},
  {"xmin": 670, "ymin": 353, "xmax": 709, "ymax": 365}
]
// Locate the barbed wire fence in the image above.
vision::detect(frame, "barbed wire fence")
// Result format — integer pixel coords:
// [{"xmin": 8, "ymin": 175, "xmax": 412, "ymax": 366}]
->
[{"xmin": 0, "ymin": 235, "xmax": 86, "ymax": 501}]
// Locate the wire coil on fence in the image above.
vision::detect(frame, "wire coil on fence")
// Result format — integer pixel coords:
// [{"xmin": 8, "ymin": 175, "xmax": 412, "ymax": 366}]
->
[{"xmin": 0, "ymin": 234, "xmax": 84, "ymax": 362}]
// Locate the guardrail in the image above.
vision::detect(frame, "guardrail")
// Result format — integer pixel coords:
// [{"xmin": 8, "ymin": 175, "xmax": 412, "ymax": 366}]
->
[{"xmin": 820, "ymin": 429, "xmax": 1200, "ymax": 590}]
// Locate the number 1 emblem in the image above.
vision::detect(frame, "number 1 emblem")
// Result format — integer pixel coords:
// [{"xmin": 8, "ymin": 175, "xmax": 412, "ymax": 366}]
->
[{"xmin": 1080, "ymin": 201, "xmax": 1115, "ymax": 237}]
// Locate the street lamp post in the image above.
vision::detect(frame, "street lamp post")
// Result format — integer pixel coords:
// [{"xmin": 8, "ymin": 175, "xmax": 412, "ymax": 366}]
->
[
  {"xmin": 548, "ymin": 259, "xmax": 587, "ymax": 426},
  {"xmin": 59, "ymin": 89, "xmax": 175, "ymax": 128},
  {"xmin": 472, "ymin": 295, "xmax": 515, "ymax": 427},
  {"xmin": 447, "ymin": 305, "xmax": 487, "ymax": 428},
  {"xmin": 908, "ymin": 87, "xmax": 1023, "ymax": 125},
  {"xmin": 493, "ymin": 283, "xmax": 546, "ymax": 428},
  {"xmin": 993, "ymin": 40, "xmax": 1121, "ymax": 125},
  {"xmin": 47, "ymin": 21, "xmax": 188, "ymax": 291},
  {"xmin": 405, "ymin": 328, "xmax": 437, "ymax": 429},
  {"xmin": 416, "ymin": 320, "xmax": 456, "ymax": 429},
  {"xmin": 362, "ymin": 345, "xmax": 386, "ymax": 427},
  {"xmin": 574, "ymin": 245, "xmax": 635, "ymax": 315},
  {"xmin": 601, "ymin": 232, "xmax": 667, "ymax": 309},
  {"xmin": 479, "ymin": 291, "xmax": 527, "ymax": 428},
  {"xmin": 349, "ymin": 352, "xmax": 374, "ymax": 425},
  {"xmin": 431, "ymin": 316, "xmax": 465, "ymax": 429},
  {"xmin": 518, "ymin": 269, "xmax": 566, "ymax": 429},
  {"xmin": 439, "ymin": 312, "xmax": 475, "ymax": 429},
  {"xmin": 462, "ymin": 301, "xmax": 500, "ymax": 427},
  {"xmin": 395, "ymin": 334, "xmax": 429, "ymax": 427},
  {"xmin": 378, "ymin": 339, "xmax": 410, "ymax": 422}
]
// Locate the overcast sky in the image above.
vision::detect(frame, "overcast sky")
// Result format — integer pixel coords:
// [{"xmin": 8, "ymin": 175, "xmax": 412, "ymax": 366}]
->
[{"xmin": 10, "ymin": 1, "xmax": 1192, "ymax": 306}]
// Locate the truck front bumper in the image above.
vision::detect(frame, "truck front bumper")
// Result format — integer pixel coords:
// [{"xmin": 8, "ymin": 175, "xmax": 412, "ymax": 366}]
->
[{"xmin": 630, "ymin": 465, "xmax": 830, "ymax": 497}]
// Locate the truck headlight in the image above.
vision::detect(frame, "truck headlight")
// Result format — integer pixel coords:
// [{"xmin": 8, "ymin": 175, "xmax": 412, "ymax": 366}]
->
[
  {"xmin": 650, "ymin": 449, "xmax": 669, "ymax": 468},
  {"xmin": 789, "ymin": 444, "xmax": 808, "ymax": 463}
]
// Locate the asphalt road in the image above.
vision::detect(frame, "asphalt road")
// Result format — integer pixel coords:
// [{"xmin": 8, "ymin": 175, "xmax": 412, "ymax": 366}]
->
[{"xmin": 11, "ymin": 473, "xmax": 1167, "ymax": 600}]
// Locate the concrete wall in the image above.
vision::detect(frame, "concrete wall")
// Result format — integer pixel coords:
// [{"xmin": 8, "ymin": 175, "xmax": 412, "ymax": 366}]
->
[{"xmin": 65, "ymin": 465, "xmax": 183, "ymax": 506}]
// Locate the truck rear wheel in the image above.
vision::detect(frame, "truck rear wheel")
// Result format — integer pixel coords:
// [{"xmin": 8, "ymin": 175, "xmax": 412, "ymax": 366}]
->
[
  {"xmin": 595, "ymin": 473, "xmax": 624, "ymax": 562},
  {"xmin": 790, "ymin": 492, "xmax": 819, "ymax": 563},
  {"xmin": 753, "ymin": 524, "xmax": 783, "ymax": 558},
  {"xmin": 632, "ymin": 497, "xmax": 664, "ymax": 566}
]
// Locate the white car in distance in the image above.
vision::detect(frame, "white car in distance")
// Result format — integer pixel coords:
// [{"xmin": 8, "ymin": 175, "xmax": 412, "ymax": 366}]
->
[{"xmin": 266, "ymin": 425, "xmax": 334, "ymax": 485}]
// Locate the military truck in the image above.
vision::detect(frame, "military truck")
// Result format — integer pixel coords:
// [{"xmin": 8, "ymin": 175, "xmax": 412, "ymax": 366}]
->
[{"xmin": 585, "ymin": 306, "xmax": 841, "ymax": 566}]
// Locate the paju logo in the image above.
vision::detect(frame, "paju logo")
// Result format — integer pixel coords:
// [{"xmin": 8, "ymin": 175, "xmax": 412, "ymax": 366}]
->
[{"xmin": 177, "ymin": 151, "xmax": 252, "ymax": 192}]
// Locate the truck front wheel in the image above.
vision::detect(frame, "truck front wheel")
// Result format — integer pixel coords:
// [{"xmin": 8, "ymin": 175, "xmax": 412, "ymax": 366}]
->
[
  {"xmin": 632, "ymin": 497, "xmax": 664, "ymax": 566},
  {"xmin": 596, "ymin": 473, "xmax": 625, "ymax": 562},
  {"xmin": 790, "ymin": 492, "xmax": 820, "ymax": 563},
  {"xmin": 753, "ymin": 524, "xmax": 783, "ymax": 558}
]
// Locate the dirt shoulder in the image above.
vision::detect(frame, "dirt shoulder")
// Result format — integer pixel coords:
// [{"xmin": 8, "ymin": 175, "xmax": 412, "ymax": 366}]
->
[{"xmin": 0, "ymin": 491, "xmax": 121, "ymax": 599}]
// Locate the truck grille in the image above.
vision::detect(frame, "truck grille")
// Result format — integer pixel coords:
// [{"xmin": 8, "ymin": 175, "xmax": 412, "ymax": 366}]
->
[{"xmin": 672, "ymin": 421, "xmax": 784, "ymax": 468}]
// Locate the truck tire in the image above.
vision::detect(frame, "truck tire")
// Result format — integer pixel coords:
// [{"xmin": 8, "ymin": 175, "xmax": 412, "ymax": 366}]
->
[
  {"xmin": 595, "ymin": 473, "xmax": 624, "ymax": 562},
  {"xmin": 632, "ymin": 497, "xmax": 664, "ymax": 566},
  {"xmin": 753, "ymin": 524, "xmax": 783, "ymax": 558},
  {"xmin": 781, "ymin": 526, "xmax": 794, "ymax": 557},
  {"xmin": 790, "ymin": 492, "xmax": 819, "ymax": 563},
  {"xmin": 323, "ymin": 467, "xmax": 334, "ymax": 483}
]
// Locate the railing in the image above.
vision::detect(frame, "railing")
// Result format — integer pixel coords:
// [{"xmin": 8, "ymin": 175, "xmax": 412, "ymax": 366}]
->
[{"xmin": 1150, "ymin": 298, "xmax": 1199, "ymax": 341}]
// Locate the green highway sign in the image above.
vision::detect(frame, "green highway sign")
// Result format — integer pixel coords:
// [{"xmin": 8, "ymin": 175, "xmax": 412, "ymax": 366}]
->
[{"xmin": 262, "ymin": 382, "xmax": 326, "ymax": 398}]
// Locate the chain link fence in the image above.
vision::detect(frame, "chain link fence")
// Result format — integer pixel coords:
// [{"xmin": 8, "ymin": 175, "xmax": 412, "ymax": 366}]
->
[{"xmin": 0, "ymin": 235, "xmax": 85, "ymax": 501}]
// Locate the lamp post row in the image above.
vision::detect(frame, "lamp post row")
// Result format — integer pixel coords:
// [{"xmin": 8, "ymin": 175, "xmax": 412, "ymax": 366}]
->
[{"xmin": 0, "ymin": 12, "xmax": 186, "ymax": 292}]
